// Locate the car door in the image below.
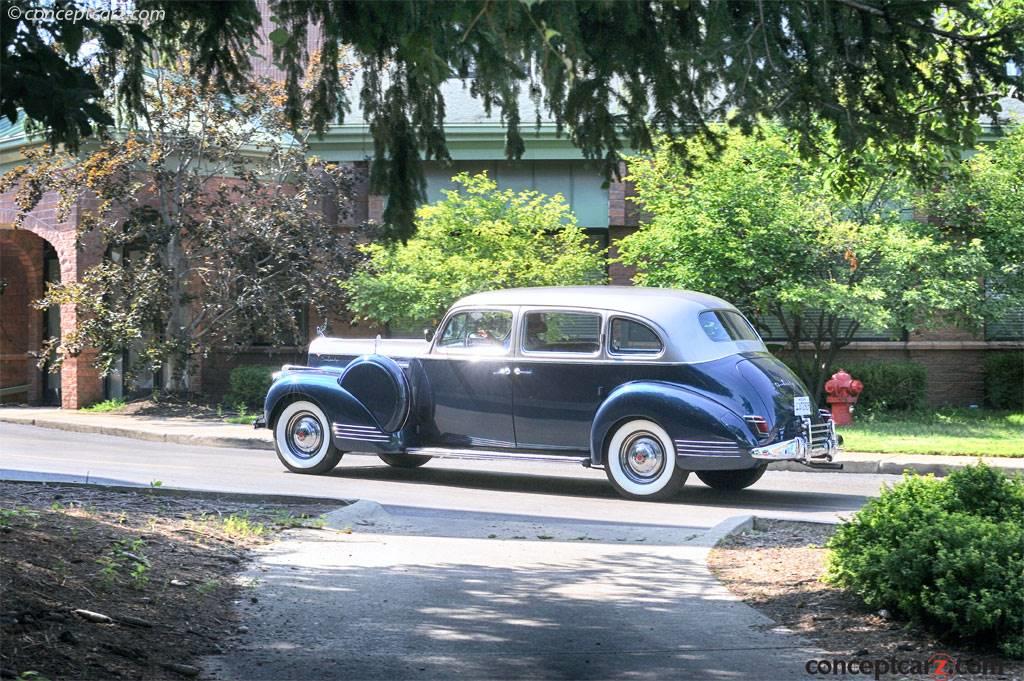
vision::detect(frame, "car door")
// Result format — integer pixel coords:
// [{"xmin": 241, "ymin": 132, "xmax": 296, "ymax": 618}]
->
[
  {"xmin": 511, "ymin": 308, "xmax": 606, "ymax": 452},
  {"xmin": 418, "ymin": 307, "xmax": 518, "ymax": 448}
]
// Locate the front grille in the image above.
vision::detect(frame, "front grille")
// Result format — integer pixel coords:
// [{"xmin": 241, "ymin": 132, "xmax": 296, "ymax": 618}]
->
[{"xmin": 674, "ymin": 440, "xmax": 743, "ymax": 458}]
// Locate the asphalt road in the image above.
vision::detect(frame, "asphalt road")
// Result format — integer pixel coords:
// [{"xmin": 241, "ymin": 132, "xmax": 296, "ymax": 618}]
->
[{"xmin": 0, "ymin": 421, "xmax": 895, "ymax": 531}]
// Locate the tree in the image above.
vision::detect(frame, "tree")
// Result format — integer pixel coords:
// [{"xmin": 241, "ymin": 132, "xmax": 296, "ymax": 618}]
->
[
  {"xmin": 0, "ymin": 62, "xmax": 360, "ymax": 393},
  {"xmin": 344, "ymin": 172, "xmax": 607, "ymax": 330},
  {"xmin": 0, "ymin": 0, "xmax": 261, "ymax": 151},
  {"xmin": 923, "ymin": 125, "xmax": 1024, "ymax": 320},
  {"xmin": 3, "ymin": 1, "xmax": 1020, "ymax": 241},
  {"xmin": 616, "ymin": 124, "xmax": 990, "ymax": 397}
]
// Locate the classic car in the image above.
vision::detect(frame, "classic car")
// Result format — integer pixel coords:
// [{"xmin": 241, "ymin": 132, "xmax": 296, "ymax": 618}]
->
[{"xmin": 256, "ymin": 286, "xmax": 841, "ymax": 500}]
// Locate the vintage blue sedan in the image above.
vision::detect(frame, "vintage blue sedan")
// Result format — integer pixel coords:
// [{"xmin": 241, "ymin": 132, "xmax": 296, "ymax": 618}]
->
[{"xmin": 257, "ymin": 287, "xmax": 841, "ymax": 500}]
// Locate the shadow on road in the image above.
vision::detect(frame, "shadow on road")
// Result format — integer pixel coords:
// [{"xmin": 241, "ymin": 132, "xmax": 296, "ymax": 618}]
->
[{"xmin": 326, "ymin": 463, "xmax": 871, "ymax": 515}]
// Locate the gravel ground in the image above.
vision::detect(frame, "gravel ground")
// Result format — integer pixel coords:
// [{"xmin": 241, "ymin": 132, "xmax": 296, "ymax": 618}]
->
[{"xmin": 0, "ymin": 481, "xmax": 334, "ymax": 680}]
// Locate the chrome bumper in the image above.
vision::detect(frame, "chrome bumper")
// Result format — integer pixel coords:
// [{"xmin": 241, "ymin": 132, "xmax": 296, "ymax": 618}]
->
[{"xmin": 750, "ymin": 415, "xmax": 841, "ymax": 468}]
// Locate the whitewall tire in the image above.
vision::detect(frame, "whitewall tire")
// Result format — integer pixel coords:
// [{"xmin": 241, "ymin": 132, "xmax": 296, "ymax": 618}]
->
[
  {"xmin": 274, "ymin": 400, "xmax": 343, "ymax": 475},
  {"xmin": 605, "ymin": 419, "xmax": 688, "ymax": 501}
]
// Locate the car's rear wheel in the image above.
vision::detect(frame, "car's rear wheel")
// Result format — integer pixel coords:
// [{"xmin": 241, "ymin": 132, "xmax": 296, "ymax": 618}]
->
[
  {"xmin": 379, "ymin": 453, "xmax": 432, "ymax": 469},
  {"xmin": 696, "ymin": 464, "xmax": 767, "ymax": 491},
  {"xmin": 274, "ymin": 400, "xmax": 343, "ymax": 474},
  {"xmin": 604, "ymin": 419, "xmax": 688, "ymax": 501}
]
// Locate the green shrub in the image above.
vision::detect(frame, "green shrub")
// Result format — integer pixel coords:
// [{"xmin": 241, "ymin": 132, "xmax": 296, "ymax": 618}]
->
[
  {"xmin": 224, "ymin": 365, "xmax": 275, "ymax": 410},
  {"xmin": 825, "ymin": 464, "xmax": 1024, "ymax": 657},
  {"xmin": 984, "ymin": 352, "xmax": 1024, "ymax": 410},
  {"xmin": 840, "ymin": 361, "xmax": 927, "ymax": 414}
]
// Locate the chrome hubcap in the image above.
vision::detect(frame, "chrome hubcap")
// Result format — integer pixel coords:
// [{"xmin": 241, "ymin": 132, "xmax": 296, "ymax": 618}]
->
[
  {"xmin": 620, "ymin": 432, "xmax": 665, "ymax": 483},
  {"xmin": 287, "ymin": 413, "xmax": 323, "ymax": 459}
]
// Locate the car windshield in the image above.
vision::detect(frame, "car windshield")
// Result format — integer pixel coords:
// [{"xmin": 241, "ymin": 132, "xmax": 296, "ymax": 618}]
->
[{"xmin": 698, "ymin": 310, "xmax": 760, "ymax": 342}]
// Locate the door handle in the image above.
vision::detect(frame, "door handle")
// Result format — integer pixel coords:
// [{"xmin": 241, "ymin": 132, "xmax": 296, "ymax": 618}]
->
[
  {"xmin": 513, "ymin": 367, "xmax": 533, "ymax": 376},
  {"xmin": 492, "ymin": 367, "xmax": 511, "ymax": 376}
]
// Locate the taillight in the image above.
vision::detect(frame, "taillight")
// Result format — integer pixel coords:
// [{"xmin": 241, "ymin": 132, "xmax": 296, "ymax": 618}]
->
[{"xmin": 744, "ymin": 415, "xmax": 770, "ymax": 437}]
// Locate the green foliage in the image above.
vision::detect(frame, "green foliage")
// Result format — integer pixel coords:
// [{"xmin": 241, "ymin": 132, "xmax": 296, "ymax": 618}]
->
[
  {"xmin": 345, "ymin": 172, "xmax": 607, "ymax": 328},
  {"xmin": 80, "ymin": 398, "xmax": 127, "ymax": 413},
  {"xmin": 984, "ymin": 353, "xmax": 1024, "ymax": 410},
  {"xmin": 6, "ymin": 2, "xmax": 1020, "ymax": 241},
  {"xmin": 224, "ymin": 366, "xmax": 274, "ymax": 411},
  {"xmin": 97, "ymin": 538, "xmax": 150, "ymax": 590},
  {"xmin": 0, "ymin": 65, "xmax": 360, "ymax": 393},
  {"xmin": 924, "ymin": 127, "xmax": 1024, "ymax": 319},
  {"xmin": 840, "ymin": 362, "xmax": 927, "ymax": 414},
  {"xmin": 826, "ymin": 465, "xmax": 1024, "ymax": 656},
  {"xmin": 619, "ymin": 124, "xmax": 989, "ymax": 396},
  {"xmin": 222, "ymin": 513, "xmax": 266, "ymax": 539}
]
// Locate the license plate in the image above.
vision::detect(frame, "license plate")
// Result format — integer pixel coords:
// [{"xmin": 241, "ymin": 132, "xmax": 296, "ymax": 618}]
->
[{"xmin": 793, "ymin": 396, "xmax": 811, "ymax": 416}]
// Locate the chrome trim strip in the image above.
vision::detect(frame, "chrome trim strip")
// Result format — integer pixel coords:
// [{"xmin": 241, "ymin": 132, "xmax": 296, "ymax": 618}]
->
[
  {"xmin": 335, "ymin": 424, "xmax": 382, "ymax": 432},
  {"xmin": 333, "ymin": 423, "xmax": 390, "ymax": 442},
  {"xmin": 675, "ymin": 452, "xmax": 743, "ymax": 458},
  {"xmin": 404, "ymin": 447, "xmax": 590, "ymax": 465}
]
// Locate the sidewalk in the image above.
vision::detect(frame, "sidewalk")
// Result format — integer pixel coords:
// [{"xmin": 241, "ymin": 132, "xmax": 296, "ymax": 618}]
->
[
  {"xmin": 2, "ymin": 406, "xmax": 1021, "ymax": 477},
  {"xmin": 0, "ymin": 406, "xmax": 273, "ymax": 450}
]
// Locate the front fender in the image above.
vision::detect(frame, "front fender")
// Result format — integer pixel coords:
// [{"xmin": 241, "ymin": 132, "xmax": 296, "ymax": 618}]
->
[{"xmin": 589, "ymin": 381, "xmax": 758, "ymax": 467}]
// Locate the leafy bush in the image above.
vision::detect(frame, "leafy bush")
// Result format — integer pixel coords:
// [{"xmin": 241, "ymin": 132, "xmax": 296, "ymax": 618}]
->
[
  {"xmin": 826, "ymin": 464, "xmax": 1024, "ymax": 657},
  {"xmin": 840, "ymin": 361, "xmax": 927, "ymax": 414},
  {"xmin": 224, "ymin": 365, "xmax": 275, "ymax": 410},
  {"xmin": 984, "ymin": 352, "xmax": 1024, "ymax": 410}
]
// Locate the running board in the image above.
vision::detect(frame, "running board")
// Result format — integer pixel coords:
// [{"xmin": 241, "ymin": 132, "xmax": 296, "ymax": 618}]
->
[{"xmin": 403, "ymin": 447, "xmax": 592, "ymax": 467}]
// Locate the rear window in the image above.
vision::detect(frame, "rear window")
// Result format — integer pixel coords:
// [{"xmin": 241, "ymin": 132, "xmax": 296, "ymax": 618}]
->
[
  {"xmin": 699, "ymin": 310, "xmax": 760, "ymax": 342},
  {"xmin": 523, "ymin": 311, "xmax": 601, "ymax": 354},
  {"xmin": 609, "ymin": 318, "xmax": 663, "ymax": 355}
]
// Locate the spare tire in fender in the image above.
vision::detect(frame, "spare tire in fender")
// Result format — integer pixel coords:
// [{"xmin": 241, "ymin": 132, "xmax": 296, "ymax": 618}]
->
[{"xmin": 338, "ymin": 354, "xmax": 412, "ymax": 433}]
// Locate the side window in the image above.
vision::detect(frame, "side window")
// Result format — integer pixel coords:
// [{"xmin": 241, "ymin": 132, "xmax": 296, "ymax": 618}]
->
[
  {"xmin": 523, "ymin": 311, "xmax": 601, "ymax": 354},
  {"xmin": 609, "ymin": 318, "xmax": 663, "ymax": 355},
  {"xmin": 437, "ymin": 310, "xmax": 513, "ymax": 353}
]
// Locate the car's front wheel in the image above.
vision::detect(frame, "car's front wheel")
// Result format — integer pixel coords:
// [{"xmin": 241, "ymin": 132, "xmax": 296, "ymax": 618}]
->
[
  {"xmin": 379, "ymin": 453, "xmax": 432, "ymax": 469},
  {"xmin": 696, "ymin": 465, "xmax": 767, "ymax": 491},
  {"xmin": 604, "ymin": 419, "xmax": 688, "ymax": 501},
  {"xmin": 274, "ymin": 400, "xmax": 343, "ymax": 474}
]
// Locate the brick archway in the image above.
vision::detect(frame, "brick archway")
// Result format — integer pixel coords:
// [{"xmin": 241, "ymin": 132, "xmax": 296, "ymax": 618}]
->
[{"xmin": 0, "ymin": 197, "xmax": 104, "ymax": 408}]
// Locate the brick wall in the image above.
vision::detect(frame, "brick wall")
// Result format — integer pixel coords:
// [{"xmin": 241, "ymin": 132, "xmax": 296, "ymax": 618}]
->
[{"xmin": 1, "ymin": 190, "xmax": 105, "ymax": 408}]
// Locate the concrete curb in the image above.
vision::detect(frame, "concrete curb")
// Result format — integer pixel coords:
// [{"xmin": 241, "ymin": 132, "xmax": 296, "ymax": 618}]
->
[
  {"xmin": 0, "ymin": 415, "xmax": 274, "ymax": 451},
  {"xmin": 0, "ymin": 477, "xmax": 350, "ymax": 507},
  {"xmin": 686, "ymin": 514, "xmax": 755, "ymax": 549}
]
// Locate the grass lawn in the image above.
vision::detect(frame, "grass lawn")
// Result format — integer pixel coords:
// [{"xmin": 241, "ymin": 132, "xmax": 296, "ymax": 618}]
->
[{"xmin": 841, "ymin": 409, "xmax": 1024, "ymax": 457}]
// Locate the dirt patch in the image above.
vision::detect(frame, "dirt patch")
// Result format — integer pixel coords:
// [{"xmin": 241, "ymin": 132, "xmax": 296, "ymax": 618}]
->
[
  {"xmin": 117, "ymin": 398, "xmax": 226, "ymax": 421},
  {"xmin": 0, "ymin": 481, "xmax": 335, "ymax": 680},
  {"xmin": 708, "ymin": 519, "xmax": 1022, "ymax": 680}
]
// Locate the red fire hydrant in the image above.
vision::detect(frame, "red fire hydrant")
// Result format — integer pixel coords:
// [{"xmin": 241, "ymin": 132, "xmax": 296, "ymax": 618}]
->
[{"xmin": 825, "ymin": 369, "xmax": 863, "ymax": 426}]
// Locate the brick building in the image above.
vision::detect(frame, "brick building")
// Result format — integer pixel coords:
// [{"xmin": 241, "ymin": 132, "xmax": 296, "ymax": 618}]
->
[{"xmin": 1, "ymin": 74, "xmax": 1021, "ymax": 407}]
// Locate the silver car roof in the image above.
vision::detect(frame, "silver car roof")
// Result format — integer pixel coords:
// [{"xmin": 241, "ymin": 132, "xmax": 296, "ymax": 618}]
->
[
  {"xmin": 455, "ymin": 286, "xmax": 733, "ymax": 317},
  {"xmin": 452, "ymin": 286, "xmax": 765, "ymax": 363}
]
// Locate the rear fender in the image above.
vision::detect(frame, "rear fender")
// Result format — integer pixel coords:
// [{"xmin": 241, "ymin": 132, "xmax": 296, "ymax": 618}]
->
[
  {"xmin": 264, "ymin": 369, "xmax": 405, "ymax": 452},
  {"xmin": 590, "ymin": 381, "xmax": 758, "ymax": 467}
]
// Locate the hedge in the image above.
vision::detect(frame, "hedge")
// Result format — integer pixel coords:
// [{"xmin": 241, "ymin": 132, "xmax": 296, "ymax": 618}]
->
[
  {"xmin": 984, "ymin": 352, "xmax": 1024, "ymax": 410},
  {"xmin": 826, "ymin": 464, "xmax": 1024, "ymax": 658},
  {"xmin": 224, "ymin": 365, "xmax": 275, "ymax": 410}
]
